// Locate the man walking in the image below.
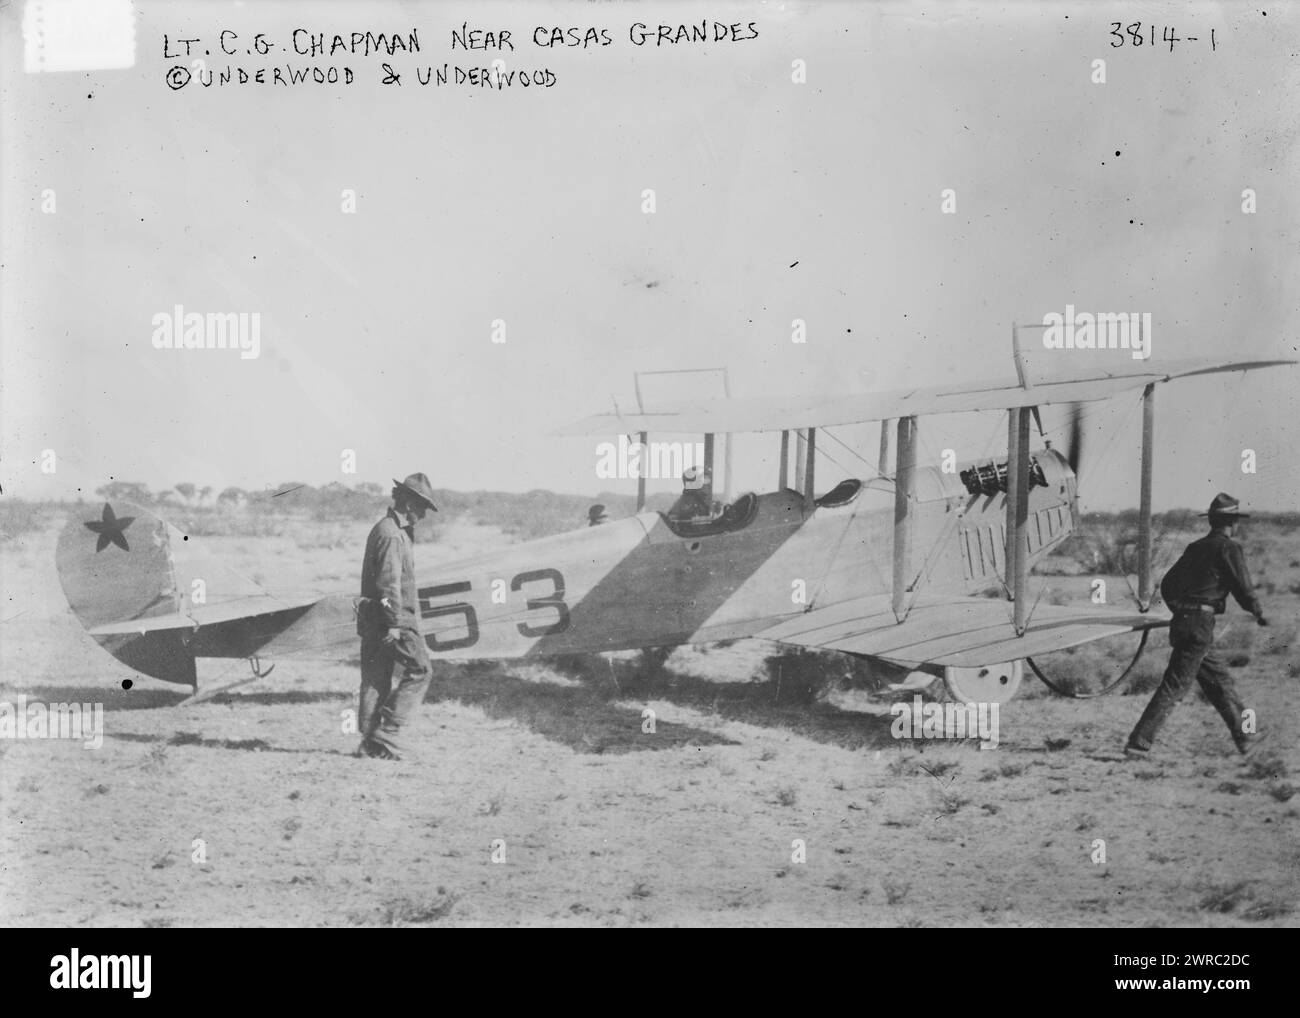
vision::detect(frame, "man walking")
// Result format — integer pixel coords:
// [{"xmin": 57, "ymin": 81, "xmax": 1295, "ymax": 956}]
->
[
  {"xmin": 355, "ymin": 472, "xmax": 438, "ymax": 760},
  {"xmin": 1127, "ymin": 493, "xmax": 1269, "ymax": 758}
]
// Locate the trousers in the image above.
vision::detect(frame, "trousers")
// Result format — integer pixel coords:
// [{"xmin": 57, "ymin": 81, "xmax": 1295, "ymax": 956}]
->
[
  {"xmin": 357, "ymin": 627, "xmax": 431, "ymax": 755},
  {"xmin": 1128, "ymin": 611, "xmax": 1247, "ymax": 750}
]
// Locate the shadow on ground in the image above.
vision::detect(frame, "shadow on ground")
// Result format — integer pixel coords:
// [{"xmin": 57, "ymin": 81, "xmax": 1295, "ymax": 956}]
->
[
  {"xmin": 429, "ymin": 662, "xmax": 738, "ymax": 754},
  {"xmin": 427, "ymin": 651, "xmax": 906, "ymax": 754},
  {"xmin": 106, "ymin": 730, "xmax": 353, "ymax": 756},
  {"xmin": 4, "ymin": 684, "xmax": 354, "ymax": 711},
  {"xmin": 4, "ymin": 684, "xmax": 188, "ymax": 712}
]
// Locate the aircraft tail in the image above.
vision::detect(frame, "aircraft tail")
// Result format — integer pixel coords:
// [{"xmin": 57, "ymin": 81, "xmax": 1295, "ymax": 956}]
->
[{"xmin": 56, "ymin": 501, "xmax": 269, "ymax": 687}]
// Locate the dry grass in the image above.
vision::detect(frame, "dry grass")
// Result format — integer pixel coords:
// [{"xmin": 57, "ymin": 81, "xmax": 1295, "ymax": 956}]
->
[{"xmin": 3, "ymin": 509, "xmax": 1298, "ymax": 927}]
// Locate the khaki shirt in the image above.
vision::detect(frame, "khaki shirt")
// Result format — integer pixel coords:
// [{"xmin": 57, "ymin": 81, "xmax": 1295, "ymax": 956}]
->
[{"xmin": 359, "ymin": 508, "xmax": 419, "ymax": 633}]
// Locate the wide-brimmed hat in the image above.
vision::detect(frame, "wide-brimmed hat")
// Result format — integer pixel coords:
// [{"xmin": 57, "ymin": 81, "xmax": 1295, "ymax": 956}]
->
[
  {"xmin": 393, "ymin": 472, "xmax": 438, "ymax": 512},
  {"xmin": 1199, "ymin": 492, "xmax": 1249, "ymax": 518}
]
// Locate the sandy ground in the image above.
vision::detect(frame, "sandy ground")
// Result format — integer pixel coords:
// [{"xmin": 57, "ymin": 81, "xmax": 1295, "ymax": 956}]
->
[{"xmin": 2, "ymin": 516, "xmax": 1298, "ymax": 927}]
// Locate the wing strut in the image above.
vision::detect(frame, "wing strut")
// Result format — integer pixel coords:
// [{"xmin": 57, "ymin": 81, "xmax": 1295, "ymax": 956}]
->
[
  {"xmin": 804, "ymin": 427, "xmax": 817, "ymax": 501},
  {"xmin": 636, "ymin": 430, "xmax": 648, "ymax": 511},
  {"xmin": 794, "ymin": 429, "xmax": 807, "ymax": 492},
  {"xmin": 1005, "ymin": 408, "xmax": 1020, "ymax": 598},
  {"xmin": 892, "ymin": 415, "xmax": 917, "ymax": 622},
  {"xmin": 1136, "ymin": 382, "xmax": 1155, "ymax": 610},
  {"xmin": 1007, "ymin": 406, "xmax": 1032, "ymax": 634}
]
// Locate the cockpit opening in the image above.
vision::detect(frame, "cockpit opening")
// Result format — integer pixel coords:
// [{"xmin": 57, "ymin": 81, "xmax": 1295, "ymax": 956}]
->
[
  {"xmin": 814, "ymin": 478, "xmax": 863, "ymax": 508},
  {"xmin": 662, "ymin": 491, "xmax": 760, "ymax": 537}
]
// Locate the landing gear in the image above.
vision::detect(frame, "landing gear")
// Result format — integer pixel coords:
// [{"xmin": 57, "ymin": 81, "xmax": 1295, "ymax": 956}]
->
[
  {"xmin": 1027, "ymin": 629, "xmax": 1150, "ymax": 698},
  {"xmin": 943, "ymin": 659, "xmax": 1024, "ymax": 703},
  {"xmin": 176, "ymin": 656, "xmax": 274, "ymax": 706}
]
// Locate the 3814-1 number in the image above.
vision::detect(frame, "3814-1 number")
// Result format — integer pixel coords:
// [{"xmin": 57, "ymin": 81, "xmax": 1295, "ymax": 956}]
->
[
  {"xmin": 418, "ymin": 568, "xmax": 570, "ymax": 651},
  {"xmin": 1109, "ymin": 22, "xmax": 1216, "ymax": 52}
]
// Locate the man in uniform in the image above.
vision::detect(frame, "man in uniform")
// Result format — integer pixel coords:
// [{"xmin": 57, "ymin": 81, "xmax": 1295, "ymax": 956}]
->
[
  {"xmin": 1126, "ymin": 493, "xmax": 1269, "ymax": 758},
  {"xmin": 356, "ymin": 472, "xmax": 438, "ymax": 760}
]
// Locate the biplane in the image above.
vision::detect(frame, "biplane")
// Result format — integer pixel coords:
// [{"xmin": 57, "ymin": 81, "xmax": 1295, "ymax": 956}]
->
[{"xmin": 56, "ymin": 345, "xmax": 1293, "ymax": 706}]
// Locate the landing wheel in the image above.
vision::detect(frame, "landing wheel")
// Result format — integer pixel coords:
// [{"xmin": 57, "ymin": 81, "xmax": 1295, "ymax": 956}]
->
[{"xmin": 943, "ymin": 660, "xmax": 1024, "ymax": 703}]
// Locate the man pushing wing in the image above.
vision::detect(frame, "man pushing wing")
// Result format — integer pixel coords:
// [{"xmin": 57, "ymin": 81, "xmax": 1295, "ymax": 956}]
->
[{"xmin": 1126, "ymin": 493, "xmax": 1269, "ymax": 758}]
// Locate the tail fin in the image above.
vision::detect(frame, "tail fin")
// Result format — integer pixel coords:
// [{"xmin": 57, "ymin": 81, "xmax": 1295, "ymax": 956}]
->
[{"xmin": 56, "ymin": 502, "xmax": 266, "ymax": 687}]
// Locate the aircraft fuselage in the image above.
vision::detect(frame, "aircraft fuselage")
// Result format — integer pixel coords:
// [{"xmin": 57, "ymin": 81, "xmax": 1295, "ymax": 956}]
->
[{"xmin": 412, "ymin": 450, "xmax": 1078, "ymax": 659}]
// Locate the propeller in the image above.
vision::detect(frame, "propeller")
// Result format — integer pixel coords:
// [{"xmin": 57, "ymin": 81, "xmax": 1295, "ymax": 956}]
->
[
  {"xmin": 1026, "ymin": 400, "xmax": 1155, "ymax": 697},
  {"xmin": 1065, "ymin": 402, "xmax": 1085, "ymax": 478}
]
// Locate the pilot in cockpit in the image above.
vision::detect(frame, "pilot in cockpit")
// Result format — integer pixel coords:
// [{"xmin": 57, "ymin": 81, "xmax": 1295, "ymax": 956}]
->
[{"xmin": 669, "ymin": 466, "xmax": 716, "ymax": 523}]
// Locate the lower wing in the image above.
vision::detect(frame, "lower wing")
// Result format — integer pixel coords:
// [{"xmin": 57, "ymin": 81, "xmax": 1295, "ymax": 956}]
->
[{"xmin": 756, "ymin": 592, "xmax": 1169, "ymax": 671}]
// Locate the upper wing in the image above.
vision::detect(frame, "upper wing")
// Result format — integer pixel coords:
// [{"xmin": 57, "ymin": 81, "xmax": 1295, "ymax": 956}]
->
[
  {"xmin": 556, "ymin": 355, "xmax": 1295, "ymax": 436},
  {"xmin": 756, "ymin": 592, "xmax": 1168, "ymax": 669}
]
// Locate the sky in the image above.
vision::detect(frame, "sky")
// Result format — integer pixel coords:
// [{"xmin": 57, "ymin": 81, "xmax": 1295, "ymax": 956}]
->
[{"xmin": 3, "ymin": 0, "xmax": 1298, "ymax": 511}]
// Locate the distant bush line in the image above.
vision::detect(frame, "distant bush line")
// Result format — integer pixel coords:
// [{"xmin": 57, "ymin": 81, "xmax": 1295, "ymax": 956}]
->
[
  {"xmin": 1, "ymin": 482, "xmax": 676, "ymax": 543},
  {"xmin": 3, "ymin": 485, "xmax": 1297, "ymax": 548}
]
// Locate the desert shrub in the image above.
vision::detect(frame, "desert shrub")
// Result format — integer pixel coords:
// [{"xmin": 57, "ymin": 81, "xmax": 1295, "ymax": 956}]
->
[{"xmin": 0, "ymin": 499, "xmax": 53, "ymax": 541}]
